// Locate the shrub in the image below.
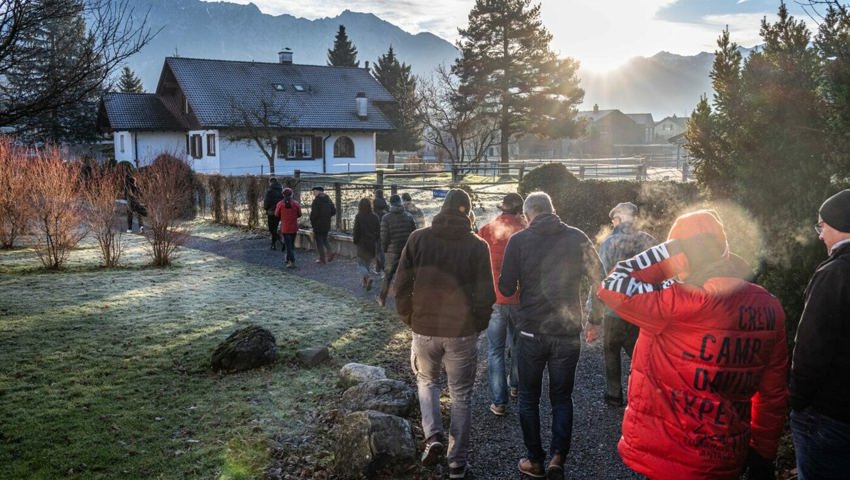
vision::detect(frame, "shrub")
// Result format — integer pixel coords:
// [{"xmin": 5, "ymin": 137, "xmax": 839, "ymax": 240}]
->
[
  {"xmin": 517, "ymin": 163, "xmax": 579, "ymax": 199},
  {"xmin": 0, "ymin": 137, "xmax": 31, "ymax": 249},
  {"xmin": 137, "ymin": 154, "xmax": 193, "ymax": 266},
  {"xmin": 82, "ymin": 165, "xmax": 126, "ymax": 267}
]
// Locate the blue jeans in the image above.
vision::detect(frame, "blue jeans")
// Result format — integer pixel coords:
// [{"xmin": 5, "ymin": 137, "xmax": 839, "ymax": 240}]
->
[
  {"xmin": 487, "ymin": 304, "xmax": 518, "ymax": 406},
  {"xmin": 517, "ymin": 331, "xmax": 581, "ymax": 462},
  {"xmin": 791, "ymin": 407, "xmax": 850, "ymax": 479},
  {"xmin": 281, "ymin": 233, "xmax": 296, "ymax": 263},
  {"xmin": 411, "ymin": 333, "xmax": 478, "ymax": 469}
]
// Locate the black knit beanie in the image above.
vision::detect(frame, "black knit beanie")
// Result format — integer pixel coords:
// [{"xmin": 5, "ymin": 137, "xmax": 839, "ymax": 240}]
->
[
  {"xmin": 819, "ymin": 189, "xmax": 850, "ymax": 233},
  {"xmin": 440, "ymin": 189, "xmax": 471, "ymax": 215}
]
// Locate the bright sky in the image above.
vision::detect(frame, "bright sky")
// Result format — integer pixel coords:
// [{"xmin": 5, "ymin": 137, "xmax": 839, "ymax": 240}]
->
[{"xmin": 224, "ymin": 0, "xmax": 815, "ymax": 71}]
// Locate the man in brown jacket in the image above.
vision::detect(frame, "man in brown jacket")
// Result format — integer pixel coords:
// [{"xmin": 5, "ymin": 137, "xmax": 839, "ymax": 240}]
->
[{"xmin": 395, "ymin": 189, "xmax": 495, "ymax": 480}]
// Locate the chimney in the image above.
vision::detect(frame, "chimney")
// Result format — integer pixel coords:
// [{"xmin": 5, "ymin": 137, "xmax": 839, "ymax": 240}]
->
[
  {"xmin": 593, "ymin": 103, "xmax": 599, "ymax": 113},
  {"xmin": 364, "ymin": 60, "xmax": 370, "ymax": 70},
  {"xmin": 278, "ymin": 48, "xmax": 293, "ymax": 65},
  {"xmin": 355, "ymin": 92, "xmax": 367, "ymax": 119}
]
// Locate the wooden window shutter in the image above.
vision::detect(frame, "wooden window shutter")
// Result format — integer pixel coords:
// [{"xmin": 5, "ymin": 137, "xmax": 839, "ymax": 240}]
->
[{"xmin": 313, "ymin": 136, "xmax": 323, "ymax": 159}]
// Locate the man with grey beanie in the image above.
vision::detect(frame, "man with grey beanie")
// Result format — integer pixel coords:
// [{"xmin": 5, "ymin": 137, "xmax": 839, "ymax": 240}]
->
[
  {"xmin": 394, "ymin": 188, "xmax": 495, "ymax": 479},
  {"xmin": 791, "ymin": 189, "xmax": 850, "ymax": 480}
]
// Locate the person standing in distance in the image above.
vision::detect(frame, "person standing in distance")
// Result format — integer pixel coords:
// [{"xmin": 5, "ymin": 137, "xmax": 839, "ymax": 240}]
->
[
  {"xmin": 479, "ymin": 192, "xmax": 526, "ymax": 416},
  {"xmin": 263, "ymin": 177, "xmax": 284, "ymax": 250},
  {"xmin": 402, "ymin": 192, "xmax": 426, "ymax": 229},
  {"xmin": 275, "ymin": 187, "xmax": 301, "ymax": 268},
  {"xmin": 499, "ymin": 192, "xmax": 604, "ymax": 480},
  {"xmin": 394, "ymin": 189, "xmax": 495, "ymax": 480},
  {"xmin": 309, "ymin": 186, "xmax": 336, "ymax": 264},
  {"xmin": 377, "ymin": 194, "xmax": 416, "ymax": 307},
  {"xmin": 791, "ymin": 189, "xmax": 850, "ymax": 480}
]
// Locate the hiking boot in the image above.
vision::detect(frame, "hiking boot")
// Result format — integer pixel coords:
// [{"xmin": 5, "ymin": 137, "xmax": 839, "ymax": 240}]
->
[
  {"xmin": 315, "ymin": 258, "xmax": 325, "ymax": 264},
  {"xmin": 327, "ymin": 253, "xmax": 336, "ymax": 262},
  {"xmin": 546, "ymin": 452, "xmax": 564, "ymax": 480},
  {"xmin": 449, "ymin": 464, "xmax": 468, "ymax": 479},
  {"xmin": 510, "ymin": 387, "xmax": 519, "ymax": 399},
  {"xmin": 518, "ymin": 458, "xmax": 545, "ymax": 478},
  {"xmin": 286, "ymin": 261, "xmax": 295, "ymax": 269},
  {"xmin": 489, "ymin": 403, "xmax": 506, "ymax": 416},
  {"xmin": 421, "ymin": 434, "xmax": 444, "ymax": 466}
]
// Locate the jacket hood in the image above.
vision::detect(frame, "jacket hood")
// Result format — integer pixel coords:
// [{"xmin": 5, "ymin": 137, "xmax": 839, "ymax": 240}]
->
[
  {"xmin": 389, "ymin": 204, "xmax": 405, "ymax": 214},
  {"xmin": 528, "ymin": 213, "xmax": 567, "ymax": 236},
  {"xmin": 269, "ymin": 183, "xmax": 282, "ymax": 191},
  {"xmin": 431, "ymin": 212, "xmax": 472, "ymax": 239}
]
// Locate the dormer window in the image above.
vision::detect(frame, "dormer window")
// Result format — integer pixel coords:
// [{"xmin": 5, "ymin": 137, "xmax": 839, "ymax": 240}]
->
[
  {"xmin": 292, "ymin": 84, "xmax": 306, "ymax": 92},
  {"xmin": 272, "ymin": 83, "xmax": 285, "ymax": 91}
]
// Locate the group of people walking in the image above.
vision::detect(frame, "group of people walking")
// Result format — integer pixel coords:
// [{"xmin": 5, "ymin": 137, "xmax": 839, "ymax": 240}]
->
[{"xmin": 264, "ymin": 176, "xmax": 850, "ymax": 480}]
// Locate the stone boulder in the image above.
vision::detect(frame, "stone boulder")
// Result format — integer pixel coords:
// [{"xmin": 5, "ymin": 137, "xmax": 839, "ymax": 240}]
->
[
  {"xmin": 340, "ymin": 379, "xmax": 416, "ymax": 417},
  {"xmin": 338, "ymin": 363, "xmax": 386, "ymax": 389},
  {"xmin": 211, "ymin": 325, "xmax": 277, "ymax": 372},
  {"xmin": 333, "ymin": 410, "xmax": 416, "ymax": 478},
  {"xmin": 297, "ymin": 346, "xmax": 329, "ymax": 367}
]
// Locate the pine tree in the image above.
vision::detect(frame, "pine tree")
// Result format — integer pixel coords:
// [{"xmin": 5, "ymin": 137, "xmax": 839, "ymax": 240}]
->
[
  {"xmin": 372, "ymin": 46, "xmax": 421, "ymax": 166},
  {"xmin": 118, "ymin": 66, "xmax": 144, "ymax": 93},
  {"xmin": 5, "ymin": 0, "xmax": 106, "ymax": 143},
  {"xmin": 327, "ymin": 25, "xmax": 359, "ymax": 67},
  {"xmin": 453, "ymin": 0, "xmax": 584, "ymax": 165}
]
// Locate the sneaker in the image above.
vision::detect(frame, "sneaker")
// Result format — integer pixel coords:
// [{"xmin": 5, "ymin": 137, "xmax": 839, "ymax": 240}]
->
[
  {"xmin": 546, "ymin": 452, "xmax": 564, "ymax": 480},
  {"xmin": 375, "ymin": 295, "xmax": 385, "ymax": 307},
  {"xmin": 126, "ymin": 229, "xmax": 133, "ymax": 233},
  {"xmin": 518, "ymin": 458, "xmax": 545, "ymax": 478},
  {"xmin": 286, "ymin": 261, "xmax": 296, "ymax": 269},
  {"xmin": 449, "ymin": 464, "xmax": 468, "ymax": 479},
  {"xmin": 510, "ymin": 387, "xmax": 519, "ymax": 399},
  {"xmin": 420, "ymin": 435, "xmax": 444, "ymax": 466},
  {"xmin": 315, "ymin": 259, "xmax": 325, "ymax": 264},
  {"xmin": 139, "ymin": 226, "xmax": 144, "ymax": 233},
  {"xmin": 489, "ymin": 403, "xmax": 506, "ymax": 416}
]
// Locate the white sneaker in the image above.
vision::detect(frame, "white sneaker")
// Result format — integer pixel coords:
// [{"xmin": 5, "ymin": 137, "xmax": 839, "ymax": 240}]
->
[
  {"xmin": 126, "ymin": 229, "xmax": 133, "ymax": 233},
  {"xmin": 139, "ymin": 226, "xmax": 144, "ymax": 233}
]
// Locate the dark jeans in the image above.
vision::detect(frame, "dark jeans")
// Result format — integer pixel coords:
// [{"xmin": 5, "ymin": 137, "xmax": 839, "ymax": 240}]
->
[
  {"xmin": 378, "ymin": 252, "xmax": 401, "ymax": 302},
  {"xmin": 791, "ymin": 407, "xmax": 850, "ymax": 479},
  {"xmin": 281, "ymin": 233, "xmax": 296, "ymax": 263},
  {"xmin": 315, "ymin": 231, "xmax": 331, "ymax": 261},
  {"xmin": 603, "ymin": 314, "xmax": 638, "ymax": 399},
  {"xmin": 267, "ymin": 215, "xmax": 280, "ymax": 246},
  {"xmin": 517, "ymin": 331, "xmax": 581, "ymax": 462}
]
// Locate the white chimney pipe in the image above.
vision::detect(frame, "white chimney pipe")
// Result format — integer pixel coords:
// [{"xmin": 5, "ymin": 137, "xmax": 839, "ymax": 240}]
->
[
  {"xmin": 278, "ymin": 48, "xmax": 293, "ymax": 64},
  {"xmin": 356, "ymin": 92, "xmax": 367, "ymax": 119}
]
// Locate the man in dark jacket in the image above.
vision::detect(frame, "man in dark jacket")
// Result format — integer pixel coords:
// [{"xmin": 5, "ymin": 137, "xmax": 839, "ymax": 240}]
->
[
  {"xmin": 377, "ymin": 194, "xmax": 416, "ymax": 306},
  {"xmin": 263, "ymin": 177, "xmax": 284, "ymax": 249},
  {"xmin": 499, "ymin": 192, "xmax": 604, "ymax": 480},
  {"xmin": 309, "ymin": 186, "xmax": 336, "ymax": 264},
  {"xmin": 373, "ymin": 189, "xmax": 389, "ymax": 271},
  {"xmin": 791, "ymin": 189, "xmax": 850, "ymax": 480},
  {"xmin": 592, "ymin": 202, "xmax": 655, "ymax": 406},
  {"xmin": 395, "ymin": 189, "xmax": 495, "ymax": 480}
]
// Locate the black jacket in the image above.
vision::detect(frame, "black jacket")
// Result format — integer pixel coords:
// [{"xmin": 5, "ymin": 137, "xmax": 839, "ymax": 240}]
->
[
  {"xmin": 353, "ymin": 212, "xmax": 380, "ymax": 261},
  {"xmin": 374, "ymin": 196, "xmax": 389, "ymax": 219},
  {"xmin": 395, "ymin": 212, "xmax": 495, "ymax": 337},
  {"xmin": 499, "ymin": 213, "xmax": 604, "ymax": 336},
  {"xmin": 381, "ymin": 205, "xmax": 417, "ymax": 255},
  {"xmin": 263, "ymin": 184, "xmax": 284, "ymax": 216},
  {"xmin": 309, "ymin": 194, "xmax": 336, "ymax": 234},
  {"xmin": 791, "ymin": 241, "xmax": 850, "ymax": 423}
]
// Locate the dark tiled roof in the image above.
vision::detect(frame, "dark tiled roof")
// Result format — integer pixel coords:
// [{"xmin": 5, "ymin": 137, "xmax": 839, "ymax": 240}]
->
[
  {"xmin": 100, "ymin": 92, "xmax": 185, "ymax": 130},
  {"xmin": 160, "ymin": 57, "xmax": 395, "ymax": 131},
  {"xmin": 626, "ymin": 113, "xmax": 655, "ymax": 125},
  {"xmin": 578, "ymin": 109, "xmax": 619, "ymax": 122}
]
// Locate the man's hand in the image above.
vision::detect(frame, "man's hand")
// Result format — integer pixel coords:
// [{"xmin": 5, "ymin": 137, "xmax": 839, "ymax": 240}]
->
[{"xmin": 584, "ymin": 323, "xmax": 600, "ymax": 344}]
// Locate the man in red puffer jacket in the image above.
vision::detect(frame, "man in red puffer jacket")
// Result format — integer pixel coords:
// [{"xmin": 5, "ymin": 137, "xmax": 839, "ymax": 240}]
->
[{"xmin": 596, "ymin": 209, "xmax": 788, "ymax": 480}]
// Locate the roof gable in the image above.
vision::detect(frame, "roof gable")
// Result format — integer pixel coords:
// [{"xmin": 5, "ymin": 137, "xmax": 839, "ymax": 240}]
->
[
  {"xmin": 158, "ymin": 57, "xmax": 395, "ymax": 131},
  {"xmin": 99, "ymin": 93, "xmax": 185, "ymax": 131}
]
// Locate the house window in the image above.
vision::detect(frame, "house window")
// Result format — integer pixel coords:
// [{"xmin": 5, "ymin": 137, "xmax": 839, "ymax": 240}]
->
[
  {"xmin": 190, "ymin": 134, "xmax": 202, "ymax": 159},
  {"xmin": 119, "ymin": 134, "xmax": 125, "ymax": 153},
  {"xmin": 279, "ymin": 135, "xmax": 320, "ymax": 160},
  {"xmin": 333, "ymin": 136, "xmax": 354, "ymax": 157},
  {"xmin": 207, "ymin": 133, "xmax": 216, "ymax": 156}
]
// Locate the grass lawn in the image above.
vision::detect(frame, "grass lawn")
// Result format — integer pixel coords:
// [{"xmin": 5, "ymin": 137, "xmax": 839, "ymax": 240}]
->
[{"xmin": 0, "ymin": 224, "xmax": 410, "ymax": 479}]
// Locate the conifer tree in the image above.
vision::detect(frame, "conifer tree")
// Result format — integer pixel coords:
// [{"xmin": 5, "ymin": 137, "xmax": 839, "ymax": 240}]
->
[
  {"xmin": 327, "ymin": 25, "xmax": 359, "ymax": 67},
  {"xmin": 118, "ymin": 66, "xmax": 144, "ymax": 93},
  {"xmin": 372, "ymin": 46, "xmax": 421, "ymax": 166},
  {"xmin": 453, "ymin": 0, "xmax": 584, "ymax": 165}
]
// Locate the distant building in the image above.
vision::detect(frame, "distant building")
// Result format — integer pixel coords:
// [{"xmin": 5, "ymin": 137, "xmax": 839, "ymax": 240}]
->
[
  {"xmin": 654, "ymin": 115, "xmax": 690, "ymax": 142},
  {"xmin": 97, "ymin": 50, "xmax": 395, "ymax": 175},
  {"xmin": 568, "ymin": 105, "xmax": 644, "ymax": 157}
]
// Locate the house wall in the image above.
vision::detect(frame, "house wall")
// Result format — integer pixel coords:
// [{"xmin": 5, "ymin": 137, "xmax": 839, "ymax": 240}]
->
[
  {"xmin": 113, "ymin": 131, "xmax": 186, "ymax": 166},
  {"xmin": 217, "ymin": 132, "xmax": 377, "ymax": 176}
]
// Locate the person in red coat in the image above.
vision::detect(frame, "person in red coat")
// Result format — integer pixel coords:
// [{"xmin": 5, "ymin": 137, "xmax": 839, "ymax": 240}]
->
[
  {"xmin": 596, "ymin": 209, "xmax": 788, "ymax": 480},
  {"xmin": 274, "ymin": 187, "xmax": 301, "ymax": 268},
  {"xmin": 478, "ymin": 192, "xmax": 526, "ymax": 416}
]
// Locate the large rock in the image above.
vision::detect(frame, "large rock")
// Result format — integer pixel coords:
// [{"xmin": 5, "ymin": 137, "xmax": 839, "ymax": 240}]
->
[
  {"xmin": 338, "ymin": 363, "xmax": 386, "ymax": 389},
  {"xmin": 333, "ymin": 410, "xmax": 416, "ymax": 478},
  {"xmin": 297, "ymin": 346, "xmax": 329, "ymax": 367},
  {"xmin": 211, "ymin": 325, "xmax": 277, "ymax": 372},
  {"xmin": 340, "ymin": 379, "xmax": 416, "ymax": 417}
]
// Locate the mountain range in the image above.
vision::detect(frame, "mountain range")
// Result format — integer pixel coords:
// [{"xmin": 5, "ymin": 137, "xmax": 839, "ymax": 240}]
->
[{"xmin": 123, "ymin": 0, "xmax": 727, "ymax": 120}]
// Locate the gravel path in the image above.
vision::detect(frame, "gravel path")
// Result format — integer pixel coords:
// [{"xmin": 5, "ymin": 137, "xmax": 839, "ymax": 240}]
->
[{"xmin": 185, "ymin": 230, "xmax": 640, "ymax": 480}]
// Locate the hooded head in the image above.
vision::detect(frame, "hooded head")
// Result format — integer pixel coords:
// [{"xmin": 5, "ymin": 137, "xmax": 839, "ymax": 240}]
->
[
  {"xmin": 440, "ymin": 189, "xmax": 471, "ymax": 216},
  {"xmin": 401, "ymin": 192, "xmax": 412, "ymax": 202},
  {"xmin": 667, "ymin": 209, "xmax": 729, "ymax": 280},
  {"xmin": 389, "ymin": 194, "xmax": 403, "ymax": 207},
  {"xmin": 282, "ymin": 187, "xmax": 293, "ymax": 197},
  {"xmin": 498, "ymin": 192, "xmax": 524, "ymax": 215}
]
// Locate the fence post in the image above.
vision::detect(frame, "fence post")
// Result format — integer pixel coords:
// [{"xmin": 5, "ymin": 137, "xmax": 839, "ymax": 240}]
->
[
  {"xmin": 518, "ymin": 163, "xmax": 525, "ymax": 182},
  {"xmin": 579, "ymin": 165, "xmax": 585, "ymax": 180},
  {"xmin": 376, "ymin": 170, "xmax": 384, "ymax": 192},
  {"xmin": 334, "ymin": 182, "xmax": 342, "ymax": 231},
  {"xmin": 293, "ymin": 169, "xmax": 301, "ymax": 202},
  {"xmin": 451, "ymin": 165, "xmax": 459, "ymax": 185},
  {"xmin": 682, "ymin": 161, "xmax": 690, "ymax": 182}
]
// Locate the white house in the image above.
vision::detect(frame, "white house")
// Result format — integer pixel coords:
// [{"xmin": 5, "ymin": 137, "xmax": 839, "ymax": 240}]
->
[{"xmin": 98, "ymin": 51, "xmax": 396, "ymax": 175}]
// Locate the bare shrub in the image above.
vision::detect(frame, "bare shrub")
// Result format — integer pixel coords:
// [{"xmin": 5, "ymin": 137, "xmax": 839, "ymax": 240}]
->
[
  {"xmin": 0, "ymin": 137, "xmax": 31, "ymax": 248},
  {"xmin": 27, "ymin": 146, "xmax": 88, "ymax": 269},
  {"xmin": 136, "ymin": 154, "xmax": 193, "ymax": 266},
  {"xmin": 82, "ymin": 165, "xmax": 125, "ymax": 267},
  {"xmin": 245, "ymin": 176, "xmax": 260, "ymax": 229}
]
